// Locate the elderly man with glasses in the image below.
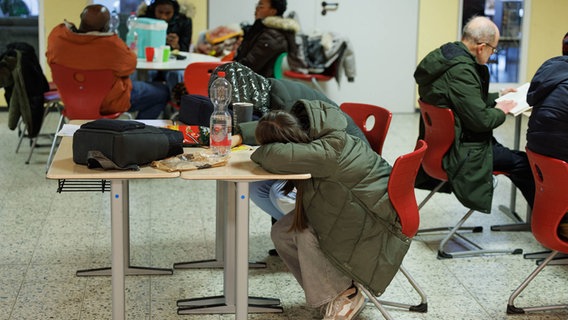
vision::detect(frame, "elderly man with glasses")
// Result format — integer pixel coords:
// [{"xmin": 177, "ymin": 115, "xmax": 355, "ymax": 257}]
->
[{"xmin": 413, "ymin": 16, "xmax": 535, "ymax": 214}]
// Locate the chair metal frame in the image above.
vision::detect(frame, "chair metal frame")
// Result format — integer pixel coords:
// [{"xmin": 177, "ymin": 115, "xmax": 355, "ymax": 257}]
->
[
  {"xmin": 340, "ymin": 102, "xmax": 392, "ymax": 155},
  {"xmin": 507, "ymin": 148, "xmax": 568, "ymax": 314},
  {"xmin": 417, "ymin": 100, "xmax": 522, "ymax": 259},
  {"xmin": 356, "ymin": 140, "xmax": 429, "ymax": 319},
  {"xmin": 15, "ymin": 88, "xmax": 62, "ymax": 164}
]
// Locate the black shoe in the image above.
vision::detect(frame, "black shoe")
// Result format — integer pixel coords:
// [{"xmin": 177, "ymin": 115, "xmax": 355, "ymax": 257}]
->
[{"xmin": 268, "ymin": 248, "xmax": 279, "ymax": 256}]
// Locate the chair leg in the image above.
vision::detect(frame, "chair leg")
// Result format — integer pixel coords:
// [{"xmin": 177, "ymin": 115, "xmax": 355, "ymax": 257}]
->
[
  {"xmin": 417, "ymin": 181, "xmax": 483, "ymax": 235},
  {"xmin": 25, "ymin": 103, "xmax": 56, "ymax": 164},
  {"xmin": 15, "ymin": 121, "xmax": 27, "ymax": 154},
  {"xmin": 355, "ymin": 283, "xmax": 395, "ymax": 320},
  {"xmin": 507, "ymin": 250, "xmax": 568, "ymax": 314},
  {"xmin": 438, "ymin": 209, "xmax": 523, "ymax": 259},
  {"xmin": 354, "ymin": 266, "xmax": 428, "ymax": 319},
  {"xmin": 46, "ymin": 113, "xmax": 65, "ymax": 173}
]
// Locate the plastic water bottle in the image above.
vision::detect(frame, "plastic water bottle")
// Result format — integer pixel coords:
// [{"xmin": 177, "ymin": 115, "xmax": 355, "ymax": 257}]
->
[
  {"xmin": 109, "ymin": 10, "xmax": 120, "ymax": 34},
  {"xmin": 126, "ymin": 12, "xmax": 138, "ymax": 54},
  {"xmin": 209, "ymin": 72, "xmax": 232, "ymax": 157}
]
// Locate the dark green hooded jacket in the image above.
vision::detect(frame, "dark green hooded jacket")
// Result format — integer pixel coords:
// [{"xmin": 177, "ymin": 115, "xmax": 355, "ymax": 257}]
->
[
  {"xmin": 251, "ymin": 100, "xmax": 410, "ymax": 295},
  {"xmin": 414, "ymin": 41, "xmax": 504, "ymax": 213}
]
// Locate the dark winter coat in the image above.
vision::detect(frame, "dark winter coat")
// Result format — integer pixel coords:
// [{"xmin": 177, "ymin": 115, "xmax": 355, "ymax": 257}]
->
[
  {"xmin": 526, "ymin": 55, "xmax": 568, "ymax": 162},
  {"xmin": 0, "ymin": 42, "xmax": 49, "ymax": 137},
  {"xmin": 235, "ymin": 16, "xmax": 300, "ymax": 78}
]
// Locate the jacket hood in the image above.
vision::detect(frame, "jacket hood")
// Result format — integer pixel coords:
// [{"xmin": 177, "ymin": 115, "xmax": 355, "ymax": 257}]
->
[
  {"xmin": 59, "ymin": 21, "xmax": 115, "ymax": 41},
  {"xmin": 527, "ymin": 55, "xmax": 568, "ymax": 106},
  {"xmin": 262, "ymin": 16, "xmax": 301, "ymax": 33},
  {"xmin": 414, "ymin": 41, "xmax": 474, "ymax": 86},
  {"xmin": 291, "ymin": 99, "xmax": 347, "ymax": 140}
]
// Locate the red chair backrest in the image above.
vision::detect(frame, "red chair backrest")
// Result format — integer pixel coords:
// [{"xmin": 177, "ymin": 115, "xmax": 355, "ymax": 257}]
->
[
  {"xmin": 50, "ymin": 63, "xmax": 119, "ymax": 120},
  {"xmin": 183, "ymin": 61, "xmax": 226, "ymax": 96},
  {"xmin": 388, "ymin": 140, "xmax": 428, "ymax": 237},
  {"xmin": 526, "ymin": 148, "xmax": 568, "ymax": 253},
  {"xmin": 418, "ymin": 100, "xmax": 455, "ymax": 182},
  {"xmin": 340, "ymin": 102, "xmax": 392, "ymax": 155}
]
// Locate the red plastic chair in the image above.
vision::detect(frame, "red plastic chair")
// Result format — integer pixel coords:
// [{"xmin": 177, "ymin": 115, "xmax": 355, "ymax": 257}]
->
[
  {"xmin": 507, "ymin": 148, "xmax": 568, "ymax": 314},
  {"xmin": 417, "ymin": 100, "xmax": 522, "ymax": 258},
  {"xmin": 340, "ymin": 102, "xmax": 392, "ymax": 155},
  {"xmin": 355, "ymin": 140, "xmax": 429, "ymax": 318},
  {"xmin": 46, "ymin": 63, "xmax": 126, "ymax": 171},
  {"xmin": 283, "ymin": 70, "xmax": 333, "ymax": 93},
  {"xmin": 183, "ymin": 61, "xmax": 227, "ymax": 96}
]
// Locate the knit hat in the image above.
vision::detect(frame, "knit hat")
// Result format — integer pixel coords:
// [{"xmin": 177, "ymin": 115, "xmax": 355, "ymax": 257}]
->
[{"xmin": 563, "ymin": 32, "xmax": 568, "ymax": 56}]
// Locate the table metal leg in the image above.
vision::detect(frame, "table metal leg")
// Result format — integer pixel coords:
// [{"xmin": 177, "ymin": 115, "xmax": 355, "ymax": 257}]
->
[
  {"xmin": 78, "ymin": 180, "xmax": 173, "ymax": 277},
  {"xmin": 111, "ymin": 180, "xmax": 126, "ymax": 320},
  {"xmin": 174, "ymin": 181, "xmax": 266, "ymax": 269},
  {"xmin": 177, "ymin": 181, "xmax": 282, "ymax": 316}
]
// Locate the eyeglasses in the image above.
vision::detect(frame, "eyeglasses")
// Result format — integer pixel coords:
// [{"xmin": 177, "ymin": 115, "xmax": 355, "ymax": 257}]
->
[{"xmin": 478, "ymin": 42, "xmax": 498, "ymax": 54}]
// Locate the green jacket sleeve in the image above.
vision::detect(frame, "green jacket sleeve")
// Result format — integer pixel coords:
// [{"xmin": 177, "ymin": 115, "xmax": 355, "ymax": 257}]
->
[
  {"xmin": 447, "ymin": 66, "xmax": 506, "ymax": 133},
  {"xmin": 251, "ymin": 138, "xmax": 340, "ymax": 178}
]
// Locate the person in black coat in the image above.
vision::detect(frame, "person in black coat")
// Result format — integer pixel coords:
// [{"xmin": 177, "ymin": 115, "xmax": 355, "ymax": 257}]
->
[
  {"xmin": 526, "ymin": 32, "xmax": 568, "ymax": 239},
  {"xmin": 141, "ymin": 0, "xmax": 192, "ymax": 51}
]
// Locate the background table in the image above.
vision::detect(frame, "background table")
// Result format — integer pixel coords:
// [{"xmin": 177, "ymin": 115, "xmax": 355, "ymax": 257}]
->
[
  {"xmin": 178, "ymin": 149, "xmax": 311, "ymax": 319},
  {"xmin": 136, "ymin": 51, "xmax": 220, "ymax": 71}
]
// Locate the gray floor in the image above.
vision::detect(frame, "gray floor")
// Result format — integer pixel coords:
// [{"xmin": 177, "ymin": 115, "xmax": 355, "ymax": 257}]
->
[{"xmin": 2, "ymin": 110, "xmax": 567, "ymax": 320}]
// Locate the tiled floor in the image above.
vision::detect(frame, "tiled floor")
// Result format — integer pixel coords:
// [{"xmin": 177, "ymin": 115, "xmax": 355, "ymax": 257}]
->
[{"xmin": 1, "ymin": 110, "xmax": 567, "ymax": 320}]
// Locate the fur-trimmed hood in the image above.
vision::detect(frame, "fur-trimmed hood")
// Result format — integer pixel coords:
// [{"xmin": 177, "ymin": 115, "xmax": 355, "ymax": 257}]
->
[{"xmin": 262, "ymin": 16, "xmax": 300, "ymax": 33}]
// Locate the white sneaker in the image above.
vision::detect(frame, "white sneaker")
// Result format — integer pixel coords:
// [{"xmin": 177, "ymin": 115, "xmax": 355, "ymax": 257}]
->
[{"xmin": 322, "ymin": 286, "xmax": 365, "ymax": 320}]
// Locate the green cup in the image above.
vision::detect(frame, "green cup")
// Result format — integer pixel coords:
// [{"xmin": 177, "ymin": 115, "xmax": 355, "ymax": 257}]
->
[{"xmin": 162, "ymin": 46, "xmax": 171, "ymax": 62}]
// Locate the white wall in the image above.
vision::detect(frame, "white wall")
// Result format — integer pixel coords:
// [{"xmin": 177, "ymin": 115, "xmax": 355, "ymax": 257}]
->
[{"xmin": 208, "ymin": 0, "xmax": 419, "ymax": 113}]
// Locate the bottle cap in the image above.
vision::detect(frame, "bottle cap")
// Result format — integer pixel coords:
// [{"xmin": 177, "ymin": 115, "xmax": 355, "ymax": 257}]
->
[{"xmin": 218, "ymin": 71, "xmax": 226, "ymax": 77}]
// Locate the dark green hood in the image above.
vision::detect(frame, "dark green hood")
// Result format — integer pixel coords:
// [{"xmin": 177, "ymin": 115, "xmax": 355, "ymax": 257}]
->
[
  {"xmin": 414, "ymin": 41, "xmax": 474, "ymax": 87},
  {"xmin": 290, "ymin": 99, "xmax": 347, "ymax": 141}
]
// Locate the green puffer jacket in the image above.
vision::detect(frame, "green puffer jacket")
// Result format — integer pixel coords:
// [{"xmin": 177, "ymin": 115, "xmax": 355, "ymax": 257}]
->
[
  {"xmin": 414, "ymin": 41, "xmax": 505, "ymax": 213},
  {"xmin": 251, "ymin": 99, "xmax": 410, "ymax": 295}
]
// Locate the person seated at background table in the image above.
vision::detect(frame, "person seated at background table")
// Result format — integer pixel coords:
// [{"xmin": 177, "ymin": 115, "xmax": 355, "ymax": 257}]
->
[
  {"xmin": 137, "ymin": 0, "xmax": 193, "ymax": 52},
  {"xmin": 526, "ymin": 31, "xmax": 568, "ymax": 240},
  {"xmin": 46, "ymin": 4, "xmax": 169, "ymax": 119},
  {"xmin": 233, "ymin": 0, "xmax": 301, "ymax": 78},
  {"xmin": 251, "ymin": 102, "xmax": 409, "ymax": 320},
  {"xmin": 413, "ymin": 16, "xmax": 535, "ymax": 213},
  {"xmin": 137, "ymin": 0, "xmax": 194, "ymax": 92}
]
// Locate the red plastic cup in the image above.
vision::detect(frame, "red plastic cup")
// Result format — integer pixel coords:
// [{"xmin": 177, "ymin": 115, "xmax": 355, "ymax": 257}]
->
[{"xmin": 145, "ymin": 47, "xmax": 155, "ymax": 62}]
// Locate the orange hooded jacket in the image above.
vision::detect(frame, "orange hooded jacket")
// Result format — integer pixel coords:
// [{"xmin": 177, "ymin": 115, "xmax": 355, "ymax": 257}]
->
[{"xmin": 46, "ymin": 22, "xmax": 136, "ymax": 115}]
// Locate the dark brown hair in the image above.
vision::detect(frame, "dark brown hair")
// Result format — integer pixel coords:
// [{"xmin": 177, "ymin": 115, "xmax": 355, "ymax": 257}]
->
[{"xmin": 255, "ymin": 110, "xmax": 311, "ymax": 230}]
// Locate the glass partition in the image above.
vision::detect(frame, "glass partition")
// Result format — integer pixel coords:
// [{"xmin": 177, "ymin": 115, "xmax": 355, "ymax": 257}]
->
[{"xmin": 462, "ymin": 0, "xmax": 524, "ymax": 83}]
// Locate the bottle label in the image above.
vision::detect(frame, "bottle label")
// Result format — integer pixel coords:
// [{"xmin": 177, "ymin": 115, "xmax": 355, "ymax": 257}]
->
[{"xmin": 210, "ymin": 123, "xmax": 231, "ymax": 147}]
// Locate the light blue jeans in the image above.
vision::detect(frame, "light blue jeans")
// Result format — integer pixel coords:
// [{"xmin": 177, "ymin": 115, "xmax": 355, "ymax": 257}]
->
[
  {"xmin": 249, "ymin": 180, "xmax": 296, "ymax": 220},
  {"xmin": 271, "ymin": 212, "xmax": 352, "ymax": 307}
]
